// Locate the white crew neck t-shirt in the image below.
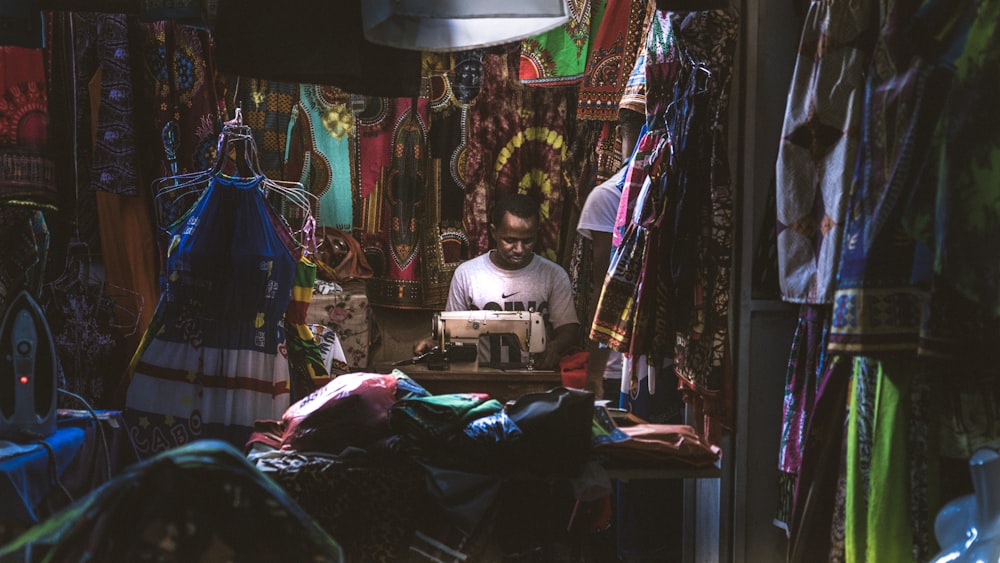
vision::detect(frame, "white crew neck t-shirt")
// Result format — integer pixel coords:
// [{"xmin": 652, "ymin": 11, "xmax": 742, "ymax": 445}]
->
[{"xmin": 445, "ymin": 251, "xmax": 578, "ymax": 365}]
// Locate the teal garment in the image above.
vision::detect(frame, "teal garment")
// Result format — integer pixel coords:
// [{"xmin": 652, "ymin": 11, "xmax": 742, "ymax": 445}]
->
[
  {"xmin": 387, "ymin": 393, "xmax": 504, "ymax": 443},
  {"xmin": 518, "ymin": 0, "xmax": 601, "ymax": 85},
  {"xmin": 0, "ymin": 440, "xmax": 343, "ymax": 563},
  {"xmin": 286, "ymin": 84, "xmax": 354, "ymax": 230}
]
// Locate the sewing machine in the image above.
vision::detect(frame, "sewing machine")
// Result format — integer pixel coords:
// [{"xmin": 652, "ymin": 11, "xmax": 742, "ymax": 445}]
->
[{"xmin": 427, "ymin": 310, "xmax": 546, "ymax": 371}]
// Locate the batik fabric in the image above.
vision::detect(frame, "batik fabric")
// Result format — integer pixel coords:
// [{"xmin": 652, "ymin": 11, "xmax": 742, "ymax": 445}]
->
[
  {"xmin": 286, "ymin": 84, "xmax": 354, "ymax": 230},
  {"xmin": 227, "ymin": 77, "xmax": 298, "ymax": 180},
  {"xmin": 775, "ymin": 0, "xmax": 875, "ymax": 304},
  {"xmin": 644, "ymin": 8, "xmax": 739, "ymax": 444},
  {"xmin": 356, "ymin": 96, "xmax": 431, "ymax": 308},
  {"xmin": 68, "ymin": 13, "xmax": 140, "ymax": 195},
  {"xmin": 576, "ymin": 0, "xmax": 652, "ymax": 121},
  {"xmin": 465, "ymin": 51, "xmax": 575, "ymax": 261},
  {"xmin": 775, "ymin": 303, "xmax": 831, "ymax": 532},
  {"xmin": 138, "ymin": 21, "xmax": 221, "ymax": 180},
  {"xmin": 519, "ymin": 0, "xmax": 598, "ymax": 86},
  {"xmin": 0, "ymin": 46, "xmax": 57, "ymax": 210},
  {"xmin": 827, "ymin": 0, "xmax": 965, "ymax": 354}
]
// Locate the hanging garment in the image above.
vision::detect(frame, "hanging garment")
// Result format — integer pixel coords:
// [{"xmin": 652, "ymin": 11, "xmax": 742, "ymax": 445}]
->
[
  {"xmin": 285, "ymin": 254, "xmax": 329, "ymax": 403},
  {"xmin": 124, "ymin": 174, "xmax": 296, "ymax": 457},
  {"xmin": 94, "ymin": 190, "xmax": 160, "ymax": 399},
  {"xmin": 930, "ymin": 0, "xmax": 1000, "ymax": 318},
  {"xmin": 357, "ymin": 96, "xmax": 430, "ymax": 308},
  {"xmin": 285, "ymin": 84, "xmax": 354, "ymax": 230},
  {"xmin": 827, "ymin": 0, "xmax": 969, "ymax": 354},
  {"xmin": 775, "ymin": 0, "xmax": 876, "ymax": 305},
  {"xmin": 577, "ymin": 0, "xmax": 653, "ymax": 121},
  {"xmin": 590, "ymin": 174, "xmax": 653, "ymax": 353},
  {"xmin": 775, "ymin": 303, "xmax": 831, "ymax": 532},
  {"xmin": 44, "ymin": 244, "xmax": 133, "ymax": 408},
  {"xmin": 844, "ymin": 357, "xmax": 933, "ymax": 563},
  {"xmin": 786, "ymin": 353, "xmax": 852, "ymax": 562},
  {"xmin": 519, "ymin": 0, "xmax": 598, "ymax": 86},
  {"xmin": 0, "ymin": 45, "xmax": 56, "ymax": 318},
  {"xmin": 137, "ymin": 20, "xmax": 222, "ymax": 179},
  {"xmin": 0, "ymin": 46, "xmax": 57, "ymax": 210},
  {"xmin": 228, "ymin": 77, "xmax": 299, "ymax": 180},
  {"xmin": 422, "ymin": 51, "xmax": 480, "ymax": 308},
  {"xmin": 71, "ymin": 12, "xmax": 140, "ymax": 196}
]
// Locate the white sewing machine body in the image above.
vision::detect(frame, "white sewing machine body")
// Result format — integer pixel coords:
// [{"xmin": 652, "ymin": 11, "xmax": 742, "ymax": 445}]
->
[{"xmin": 430, "ymin": 310, "xmax": 547, "ymax": 370}]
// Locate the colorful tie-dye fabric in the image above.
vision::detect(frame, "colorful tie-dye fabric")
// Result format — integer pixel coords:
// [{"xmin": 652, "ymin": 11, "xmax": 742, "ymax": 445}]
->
[{"xmin": 465, "ymin": 51, "xmax": 575, "ymax": 261}]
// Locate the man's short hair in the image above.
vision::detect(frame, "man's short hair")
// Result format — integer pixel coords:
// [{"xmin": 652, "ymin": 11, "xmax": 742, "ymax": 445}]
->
[
  {"xmin": 618, "ymin": 107, "xmax": 645, "ymax": 129},
  {"xmin": 618, "ymin": 108, "xmax": 645, "ymax": 140},
  {"xmin": 492, "ymin": 193, "xmax": 539, "ymax": 226}
]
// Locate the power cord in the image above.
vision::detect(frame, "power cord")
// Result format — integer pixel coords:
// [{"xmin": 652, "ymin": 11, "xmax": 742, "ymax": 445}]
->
[
  {"xmin": 56, "ymin": 389, "xmax": 113, "ymax": 484},
  {"xmin": 37, "ymin": 440, "xmax": 73, "ymax": 505}
]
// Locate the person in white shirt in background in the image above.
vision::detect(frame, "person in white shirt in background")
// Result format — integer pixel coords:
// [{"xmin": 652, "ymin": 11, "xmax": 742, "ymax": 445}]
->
[{"xmin": 577, "ymin": 107, "xmax": 644, "ymax": 403}]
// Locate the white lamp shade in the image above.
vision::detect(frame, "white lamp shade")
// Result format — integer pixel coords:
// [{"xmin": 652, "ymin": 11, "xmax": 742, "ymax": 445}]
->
[{"xmin": 361, "ymin": 0, "xmax": 570, "ymax": 52}]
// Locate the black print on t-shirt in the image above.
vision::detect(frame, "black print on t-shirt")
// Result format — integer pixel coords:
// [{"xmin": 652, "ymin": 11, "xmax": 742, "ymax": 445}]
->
[{"xmin": 481, "ymin": 300, "xmax": 550, "ymax": 317}]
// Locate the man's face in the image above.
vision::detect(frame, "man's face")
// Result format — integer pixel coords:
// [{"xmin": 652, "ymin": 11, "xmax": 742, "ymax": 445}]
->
[{"xmin": 490, "ymin": 211, "xmax": 538, "ymax": 270}]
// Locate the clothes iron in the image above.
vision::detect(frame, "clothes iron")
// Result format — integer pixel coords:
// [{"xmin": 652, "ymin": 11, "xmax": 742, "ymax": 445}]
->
[{"xmin": 0, "ymin": 290, "xmax": 58, "ymax": 442}]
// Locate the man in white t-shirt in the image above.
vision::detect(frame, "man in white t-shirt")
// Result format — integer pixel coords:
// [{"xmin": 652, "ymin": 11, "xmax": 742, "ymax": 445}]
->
[
  {"xmin": 415, "ymin": 194, "xmax": 579, "ymax": 370},
  {"xmin": 577, "ymin": 108, "xmax": 644, "ymax": 402}
]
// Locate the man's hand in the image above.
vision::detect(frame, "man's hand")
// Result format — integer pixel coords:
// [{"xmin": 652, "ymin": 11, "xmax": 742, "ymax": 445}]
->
[
  {"xmin": 585, "ymin": 344, "xmax": 610, "ymax": 400},
  {"xmin": 534, "ymin": 347, "xmax": 562, "ymax": 370},
  {"xmin": 533, "ymin": 322, "xmax": 581, "ymax": 370},
  {"xmin": 414, "ymin": 337, "xmax": 436, "ymax": 355}
]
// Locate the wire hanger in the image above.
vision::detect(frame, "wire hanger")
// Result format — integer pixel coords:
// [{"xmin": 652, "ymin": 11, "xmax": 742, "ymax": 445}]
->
[
  {"xmin": 151, "ymin": 104, "xmax": 319, "ymax": 252},
  {"xmin": 44, "ymin": 240, "xmax": 142, "ymax": 338}
]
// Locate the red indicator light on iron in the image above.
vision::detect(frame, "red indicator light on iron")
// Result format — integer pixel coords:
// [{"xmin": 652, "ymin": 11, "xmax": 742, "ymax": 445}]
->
[{"xmin": 19, "ymin": 376, "xmax": 29, "ymax": 385}]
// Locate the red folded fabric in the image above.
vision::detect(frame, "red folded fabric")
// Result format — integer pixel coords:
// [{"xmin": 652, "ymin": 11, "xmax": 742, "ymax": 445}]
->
[{"xmin": 559, "ymin": 349, "xmax": 590, "ymax": 390}]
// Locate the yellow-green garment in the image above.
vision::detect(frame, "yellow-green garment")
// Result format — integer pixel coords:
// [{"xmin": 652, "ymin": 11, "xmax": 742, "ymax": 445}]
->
[
  {"xmin": 844, "ymin": 357, "xmax": 939, "ymax": 563},
  {"xmin": 285, "ymin": 254, "xmax": 329, "ymax": 401}
]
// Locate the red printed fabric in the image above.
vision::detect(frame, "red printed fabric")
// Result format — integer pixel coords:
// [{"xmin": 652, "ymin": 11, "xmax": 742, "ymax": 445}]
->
[
  {"xmin": 576, "ymin": 0, "xmax": 653, "ymax": 121},
  {"xmin": 0, "ymin": 46, "xmax": 56, "ymax": 209}
]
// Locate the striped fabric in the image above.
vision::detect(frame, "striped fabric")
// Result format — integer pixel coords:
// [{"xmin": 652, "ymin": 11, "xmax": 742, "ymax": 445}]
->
[{"xmin": 124, "ymin": 174, "xmax": 296, "ymax": 457}]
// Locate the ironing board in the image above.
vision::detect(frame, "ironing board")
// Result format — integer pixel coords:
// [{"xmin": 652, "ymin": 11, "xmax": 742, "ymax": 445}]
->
[{"xmin": 0, "ymin": 410, "xmax": 138, "ymax": 537}]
